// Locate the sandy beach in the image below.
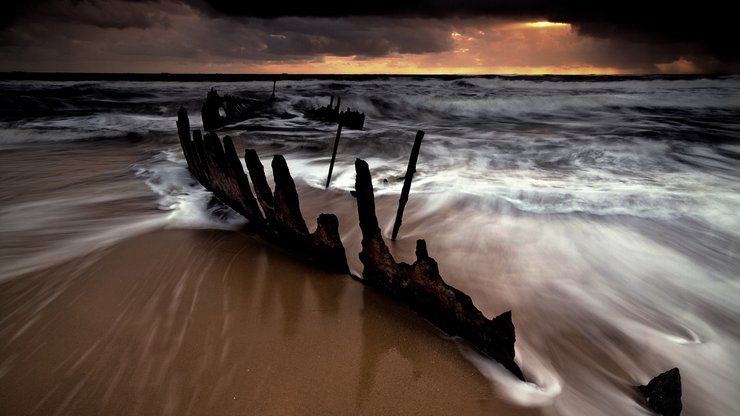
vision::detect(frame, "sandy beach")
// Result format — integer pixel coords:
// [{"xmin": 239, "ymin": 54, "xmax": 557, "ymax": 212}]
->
[{"xmin": 0, "ymin": 228, "xmax": 538, "ymax": 415}]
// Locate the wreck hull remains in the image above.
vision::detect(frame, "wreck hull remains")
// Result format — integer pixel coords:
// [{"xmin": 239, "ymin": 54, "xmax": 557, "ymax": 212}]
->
[
  {"xmin": 304, "ymin": 96, "xmax": 366, "ymax": 130},
  {"xmin": 178, "ymin": 107, "xmax": 348, "ymax": 273},
  {"xmin": 176, "ymin": 106, "xmax": 685, "ymax": 413},
  {"xmin": 354, "ymin": 158, "xmax": 524, "ymax": 380},
  {"xmin": 176, "ymin": 107, "xmax": 523, "ymax": 379},
  {"xmin": 201, "ymin": 88, "xmax": 273, "ymax": 131}
]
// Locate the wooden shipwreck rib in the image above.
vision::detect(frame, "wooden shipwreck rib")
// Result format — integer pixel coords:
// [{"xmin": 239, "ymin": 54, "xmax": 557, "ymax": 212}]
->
[
  {"xmin": 176, "ymin": 106, "xmax": 522, "ymax": 379},
  {"xmin": 354, "ymin": 158, "xmax": 524, "ymax": 380},
  {"xmin": 304, "ymin": 95, "xmax": 366, "ymax": 130},
  {"xmin": 201, "ymin": 86, "xmax": 276, "ymax": 131},
  {"xmin": 178, "ymin": 107, "xmax": 349, "ymax": 273}
]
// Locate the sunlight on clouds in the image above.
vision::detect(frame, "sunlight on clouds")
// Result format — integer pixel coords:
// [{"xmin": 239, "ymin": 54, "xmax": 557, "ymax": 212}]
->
[
  {"xmin": 223, "ymin": 18, "xmax": 637, "ymax": 75},
  {"xmin": 656, "ymin": 57, "xmax": 700, "ymax": 74},
  {"xmin": 524, "ymin": 21, "xmax": 570, "ymax": 28}
]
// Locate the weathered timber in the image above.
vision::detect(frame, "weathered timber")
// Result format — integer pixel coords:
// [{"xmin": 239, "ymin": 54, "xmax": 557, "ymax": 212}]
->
[
  {"xmin": 176, "ymin": 107, "xmax": 195, "ymax": 173},
  {"xmin": 391, "ymin": 130, "xmax": 424, "ymax": 240},
  {"xmin": 353, "ymin": 158, "xmax": 525, "ymax": 380},
  {"xmin": 268, "ymin": 154, "xmax": 349, "ymax": 273},
  {"xmin": 325, "ymin": 123, "xmax": 343, "ymax": 188},
  {"xmin": 176, "ymin": 107, "xmax": 349, "ymax": 273},
  {"xmin": 638, "ymin": 368, "xmax": 682, "ymax": 416},
  {"xmin": 244, "ymin": 149, "xmax": 276, "ymax": 222},
  {"xmin": 272, "ymin": 155, "xmax": 310, "ymax": 236},
  {"xmin": 201, "ymin": 88, "xmax": 275, "ymax": 131},
  {"xmin": 222, "ymin": 136, "xmax": 264, "ymax": 225},
  {"xmin": 181, "ymin": 106, "xmax": 523, "ymax": 379},
  {"xmin": 304, "ymin": 95, "xmax": 366, "ymax": 130}
]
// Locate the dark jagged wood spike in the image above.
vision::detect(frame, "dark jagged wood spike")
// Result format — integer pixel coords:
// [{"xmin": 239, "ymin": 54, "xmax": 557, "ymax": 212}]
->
[
  {"xmin": 191, "ymin": 130, "xmax": 209, "ymax": 185},
  {"xmin": 177, "ymin": 107, "xmax": 203, "ymax": 185},
  {"xmin": 176, "ymin": 107, "xmax": 195, "ymax": 171},
  {"xmin": 178, "ymin": 114, "xmax": 263, "ymax": 225},
  {"xmin": 244, "ymin": 149, "xmax": 275, "ymax": 222},
  {"xmin": 177, "ymin": 108, "xmax": 209, "ymax": 186},
  {"xmin": 311, "ymin": 213, "xmax": 349, "ymax": 273},
  {"xmin": 354, "ymin": 158, "xmax": 524, "ymax": 380},
  {"xmin": 269, "ymin": 155, "xmax": 349, "ymax": 273},
  {"xmin": 638, "ymin": 368, "xmax": 682, "ymax": 416},
  {"xmin": 272, "ymin": 155, "xmax": 310, "ymax": 236},
  {"xmin": 221, "ymin": 136, "xmax": 264, "ymax": 225},
  {"xmin": 177, "ymin": 107, "xmax": 349, "ymax": 274},
  {"xmin": 205, "ymin": 132, "xmax": 228, "ymax": 174}
]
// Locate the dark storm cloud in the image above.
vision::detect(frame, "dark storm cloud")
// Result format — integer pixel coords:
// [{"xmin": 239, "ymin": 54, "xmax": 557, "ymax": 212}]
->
[
  {"xmin": 190, "ymin": 0, "xmax": 738, "ymax": 61},
  {"xmin": 253, "ymin": 18, "xmax": 452, "ymax": 57},
  {"xmin": 1, "ymin": 1, "xmax": 454, "ymax": 62},
  {"xmin": 0, "ymin": 0, "xmax": 737, "ymax": 72},
  {"xmin": 2, "ymin": 0, "xmax": 173, "ymax": 30}
]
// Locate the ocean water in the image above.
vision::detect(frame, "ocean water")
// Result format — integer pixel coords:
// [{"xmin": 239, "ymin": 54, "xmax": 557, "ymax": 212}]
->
[{"xmin": 1, "ymin": 74, "xmax": 739, "ymax": 415}]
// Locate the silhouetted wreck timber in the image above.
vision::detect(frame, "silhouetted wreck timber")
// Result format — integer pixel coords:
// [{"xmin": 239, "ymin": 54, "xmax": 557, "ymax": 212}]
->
[
  {"xmin": 177, "ymin": 107, "xmax": 349, "ymax": 273},
  {"xmin": 304, "ymin": 95, "xmax": 366, "ymax": 130},
  {"xmin": 353, "ymin": 158, "xmax": 525, "ymax": 381},
  {"xmin": 178, "ymin": 106, "xmax": 524, "ymax": 381},
  {"xmin": 638, "ymin": 368, "xmax": 682, "ymax": 416},
  {"xmin": 201, "ymin": 88, "xmax": 275, "ymax": 131}
]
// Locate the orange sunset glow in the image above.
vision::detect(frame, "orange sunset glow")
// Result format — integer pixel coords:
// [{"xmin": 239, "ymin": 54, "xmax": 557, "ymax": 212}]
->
[
  {"xmin": 1, "ymin": 0, "xmax": 735, "ymax": 74},
  {"xmin": 242, "ymin": 21, "xmax": 629, "ymax": 75}
]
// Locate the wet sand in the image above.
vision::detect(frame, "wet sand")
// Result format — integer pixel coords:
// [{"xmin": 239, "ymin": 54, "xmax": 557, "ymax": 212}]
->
[{"xmin": 0, "ymin": 229, "xmax": 538, "ymax": 416}]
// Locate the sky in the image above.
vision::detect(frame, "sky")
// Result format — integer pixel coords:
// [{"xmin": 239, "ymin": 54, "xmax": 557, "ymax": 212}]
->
[{"xmin": 1, "ymin": 0, "xmax": 737, "ymax": 74}]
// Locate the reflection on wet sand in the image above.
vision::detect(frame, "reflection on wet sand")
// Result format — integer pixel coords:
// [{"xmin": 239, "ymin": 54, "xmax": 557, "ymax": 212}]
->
[{"xmin": 0, "ymin": 229, "xmax": 538, "ymax": 416}]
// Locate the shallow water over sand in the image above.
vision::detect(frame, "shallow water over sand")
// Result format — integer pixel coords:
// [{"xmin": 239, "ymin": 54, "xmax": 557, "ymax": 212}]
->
[
  {"xmin": 1, "ymin": 75, "xmax": 739, "ymax": 415},
  {"xmin": 1, "ymin": 229, "xmax": 539, "ymax": 416}
]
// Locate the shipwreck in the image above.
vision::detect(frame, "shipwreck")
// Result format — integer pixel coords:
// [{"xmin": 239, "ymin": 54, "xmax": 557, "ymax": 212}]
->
[
  {"xmin": 201, "ymin": 82, "xmax": 277, "ymax": 131},
  {"xmin": 304, "ymin": 95, "xmax": 366, "ymax": 130},
  {"xmin": 175, "ymin": 106, "xmax": 684, "ymax": 414},
  {"xmin": 177, "ymin": 106, "xmax": 520, "ymax": 379}
]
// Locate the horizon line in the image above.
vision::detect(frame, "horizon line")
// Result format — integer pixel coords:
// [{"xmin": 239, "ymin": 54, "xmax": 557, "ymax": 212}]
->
[{"xmin": 1, "ymin": 71, "xmax": 735, "ymax": 77}]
